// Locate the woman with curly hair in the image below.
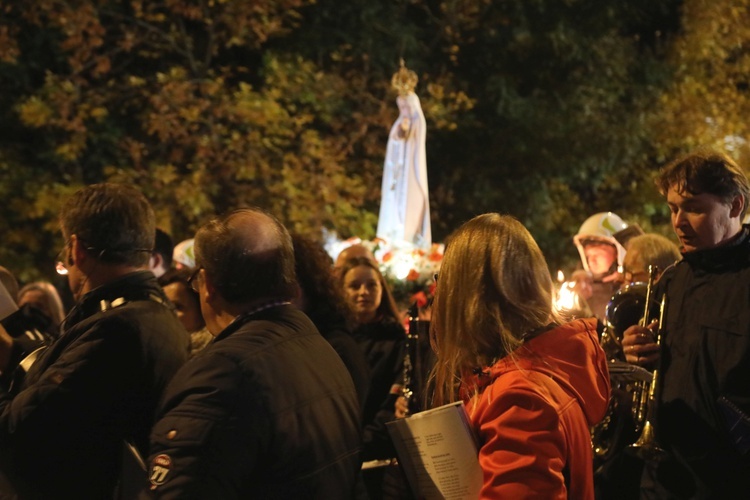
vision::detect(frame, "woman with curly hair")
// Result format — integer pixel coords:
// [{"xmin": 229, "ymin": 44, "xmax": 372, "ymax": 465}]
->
[
  {"xmin": 430, "ymin": 213, "xmax": 610, "ymax": 498},
  {"xmin": 291, "ymin": 234, "xmax": 370, "ymax": 410}
]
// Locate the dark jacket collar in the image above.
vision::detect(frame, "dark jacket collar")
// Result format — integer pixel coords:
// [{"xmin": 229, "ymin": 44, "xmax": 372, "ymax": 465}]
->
[
  {"xmin": 214, "ymin": 301, "xmax": 295, "ymax": 342},
  {"xmin": 64, "ymin": 271, "xmax": 167, "ymax": 330},
  {"xmin": 681, "ymin": 225, "xmax": 750, "ymax": 272}
]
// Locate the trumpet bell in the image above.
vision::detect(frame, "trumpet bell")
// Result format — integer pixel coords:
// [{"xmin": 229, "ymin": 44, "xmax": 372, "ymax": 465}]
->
[
  {"xmin": 627, "ymin": 420, "xmax": 666, "ymax": 461},
  {"xmin": 605, "ymin": 282, "xmax": 659, "ymax": 341}
]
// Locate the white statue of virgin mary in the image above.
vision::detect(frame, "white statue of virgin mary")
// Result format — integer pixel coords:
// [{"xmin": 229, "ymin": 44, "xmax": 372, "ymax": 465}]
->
[{"xmin": 376, "ymin": 82, "xmax": 431, "ymax": 249}]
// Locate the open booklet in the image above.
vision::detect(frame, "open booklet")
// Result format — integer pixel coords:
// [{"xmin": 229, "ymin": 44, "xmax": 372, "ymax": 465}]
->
[{"xmin": 386, "ymin": 401, "xmax": 482, "ymax": 499}]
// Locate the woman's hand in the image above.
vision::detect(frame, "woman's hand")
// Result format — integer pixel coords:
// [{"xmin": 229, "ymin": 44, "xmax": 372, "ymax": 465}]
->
[{"xmin": 394, "ymin": 395, "xmax": 409, "ymax": 419}]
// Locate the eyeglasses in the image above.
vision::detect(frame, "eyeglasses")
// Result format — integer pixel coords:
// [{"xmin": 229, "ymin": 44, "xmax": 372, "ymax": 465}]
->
[
  {"xmin": 54, "ymin": 237, "xmax": 152, "ymax": 276},
  {"xmin": 54, "ymin": 238, "xmax": 96, "ymax": 276},
  {"xmin": 188, "ymin": 267, "xmax": 203, "ymax": 293},
  {"xmin": 623, "ymin": 268, "xmax": 649, "ymax": 284},
  {"xmin": 55, "ymin": 241, "xmax": 71, "ymax": 276}
]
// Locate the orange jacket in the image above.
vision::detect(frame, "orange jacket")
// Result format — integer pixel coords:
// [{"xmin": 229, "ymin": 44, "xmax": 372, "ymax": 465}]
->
[{"xmin": 463, "ymin": 318, "xmax": 610, "ymax": 499}]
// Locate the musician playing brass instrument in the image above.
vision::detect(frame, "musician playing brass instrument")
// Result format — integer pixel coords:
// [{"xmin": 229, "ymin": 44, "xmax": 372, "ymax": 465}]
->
[{"xmin": 622, "ymin": 151, "xmax": 750, "ymax": 498}]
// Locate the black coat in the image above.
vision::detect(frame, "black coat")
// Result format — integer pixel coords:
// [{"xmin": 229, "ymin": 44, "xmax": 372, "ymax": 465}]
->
[
  {"xmin": 642, "ymin": 226, "xmax": 750, "ymax": 498},
  {"xmin": 307, "ymin": 309, "xmax": 371, "ymax": 413},
  {"xmin": 352, "ymin": 319, "xmax": 405, "ymax": 461},
  {"xmin": 0, "ymin": 271, "xmax": 189, "ymax": 499},
  {"xmin": 146, "ymin": 304, "xmax": 362, "ymax": 499}
]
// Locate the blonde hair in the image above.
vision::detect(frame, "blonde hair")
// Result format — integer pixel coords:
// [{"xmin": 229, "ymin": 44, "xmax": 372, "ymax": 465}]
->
[
  {"xmin": 624, "ymin": 234, "xmax": 681, "ymax": 276},
  {"xmin": 18, "ymin": 281, "xmax": 66, "ymax": 326},
  {"xmin": 430, "ymin": 213, "xmax": 559, "ymax": 405}
]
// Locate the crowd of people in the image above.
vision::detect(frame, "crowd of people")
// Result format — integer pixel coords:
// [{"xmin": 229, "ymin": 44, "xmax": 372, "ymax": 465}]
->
[{"xmin": 0, "ymin": 149, "xmax": 747, "ymax": 498}]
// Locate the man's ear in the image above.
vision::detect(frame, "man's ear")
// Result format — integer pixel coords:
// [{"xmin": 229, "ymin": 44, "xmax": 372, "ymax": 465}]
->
[
  {"xmin": 202, "ymin": 269, "xmax": 217, "ymax": 304},
  {"xmin": 730, "ymin": 194, "xmax": 745, "ymax": 219},
  {"xmin": 149, "ymin": 253, "xmax": 162, "ymax": 271},
  {"xmin": 70, "ymin": 235, "xmax": 87, "ymax": 267}
]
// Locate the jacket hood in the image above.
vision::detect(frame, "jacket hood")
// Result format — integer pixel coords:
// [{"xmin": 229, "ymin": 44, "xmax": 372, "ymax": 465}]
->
[{"xmin": 475, "ymin": 318, "xmax": 610, "ymax": 426}]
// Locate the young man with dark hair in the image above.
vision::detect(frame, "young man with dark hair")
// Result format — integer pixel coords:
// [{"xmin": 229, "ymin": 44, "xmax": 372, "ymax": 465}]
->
[
  {"xmin": 146, "ymin": 208, "xmax": 361, "ymax": 497},
  {"xmin": 0, "ymin": 183, "xmax": 188, "ymax": 498},
  {"xmin": 623, "ymin": 151, "xmax": 750, "ymax": 497}
]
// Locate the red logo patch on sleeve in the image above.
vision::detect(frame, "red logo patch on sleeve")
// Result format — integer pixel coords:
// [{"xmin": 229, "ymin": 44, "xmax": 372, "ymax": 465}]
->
[{"xmin": 149, "ymin": 454, "xmax": 172, "ymax": 488}]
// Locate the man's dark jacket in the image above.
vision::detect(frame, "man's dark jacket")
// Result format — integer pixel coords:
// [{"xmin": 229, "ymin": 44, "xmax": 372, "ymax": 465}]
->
[
  {"xmin": 0, "ymin": 271, "xmax": 189, "ymax": 498},
  {"xmin": 643, "ymin": 226, "xmax": 750, "ymax": 498},
  {"xmin": 146, "ymin": 304, "xmax": 362, "ymax": 499}
]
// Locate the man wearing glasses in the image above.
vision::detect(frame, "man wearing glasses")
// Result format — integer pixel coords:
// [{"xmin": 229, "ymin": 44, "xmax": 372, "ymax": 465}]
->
[
  {"xmin": 146, "ymin": 208, "xmax": 361, "ymax": 497},
  {"xmin": 0, "ymin": 183, "xmax": 188, "ymax": 498}
]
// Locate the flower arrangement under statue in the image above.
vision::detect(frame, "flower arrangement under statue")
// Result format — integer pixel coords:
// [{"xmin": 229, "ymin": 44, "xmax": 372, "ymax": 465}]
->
[{"xmin": 328, "ymin": 236, "xmax": 443, "ymax": 310}]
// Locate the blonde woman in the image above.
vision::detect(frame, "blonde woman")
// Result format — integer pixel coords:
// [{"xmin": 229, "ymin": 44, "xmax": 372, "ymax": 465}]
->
[{"xmin": 430, "ymin": 213, "xmax": 610, "ymax": 499}]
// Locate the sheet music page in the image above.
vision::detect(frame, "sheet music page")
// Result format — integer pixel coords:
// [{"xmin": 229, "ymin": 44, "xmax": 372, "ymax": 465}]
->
[
  {"xmin": 0, "ymin": 280, "xmax": 18, "ymax": 321},
  {"xmin": 387, "ymin": 401, "xmax": 482, "ymax": 499}
]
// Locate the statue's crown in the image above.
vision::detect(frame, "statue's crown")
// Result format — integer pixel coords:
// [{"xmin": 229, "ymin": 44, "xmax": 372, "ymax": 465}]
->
[{"xmin": 391, "ymin": 59, "xmax": 418, "ymax": 95}]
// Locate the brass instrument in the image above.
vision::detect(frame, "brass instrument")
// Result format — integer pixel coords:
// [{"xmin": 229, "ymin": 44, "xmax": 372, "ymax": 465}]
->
[
  {"xmin": 601, "ymin": 282, "xmax": 649, "ymax": 361},
  {"xmin": 627, "ymin": 292, "xmax": 667, "ymax": 461},
  {"xmin": 629, "ymin": 265, "xmax": 656, "ymax": 433},
  {"xmin": 592, "ymin": 266, "xmax": 660, "ymax": 463}
]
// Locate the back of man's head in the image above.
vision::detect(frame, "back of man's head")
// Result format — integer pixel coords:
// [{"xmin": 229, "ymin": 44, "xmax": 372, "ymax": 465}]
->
[
  {"xmin": 194, "ymin": 208, "xmax": 296, "ymax": 304},
  {"xmin": 154, "ymin": 229, "xmax": 174, "ymax": 267},
  {"xmin": 658, "ymin": 151, "xmax": 750, "ymax": 219},
  {"xmin": 60, "ymin": 183, "xmax": 155, "ymax": 267}
]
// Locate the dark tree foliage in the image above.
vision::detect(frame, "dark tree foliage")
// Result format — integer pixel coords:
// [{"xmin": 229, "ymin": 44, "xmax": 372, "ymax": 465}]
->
[{"xmin": 6, "ymin": 0, "xmax": 746, "ymax": 284}]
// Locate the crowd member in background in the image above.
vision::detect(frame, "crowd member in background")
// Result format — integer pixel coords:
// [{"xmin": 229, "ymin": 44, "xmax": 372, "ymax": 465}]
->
[
  {"xmin": 17, "ymin": 281, "xmax": 66, "ymax": 329},
  {"xmin": 571, "ymin": 212, "xmax": 630, "ymax": 320},
  {"xmin": 291, "ymin": 234, "xmax": 370, "ymax": 410},
  {"xmin": 0, "ymin": 270, "xmax": 54, "ymax": 390},
  {"xmin": 335, "ymin": 243, "xmax": 378, "ymax": 271},
  {"xmin": 0, "ymin": 183, "xmax": 188, "ymax": 498},
  {"xmin": 172, "ymin": 238, "xmax": 195, "ymax": 270},
  {"xmin": 622, "ymin": 151, "xmax": 750, "ymax": 497},
  {"xmin": 0, "ymin": 267, "xmax": 18, "ymax": 305},
  {"xmin": 158, "ymin": 268, "xmax": 211, "ymax": 357},
  {"xmin": 339, "ymin": 256, "xmax": 405, "ymax": 499},
  {"xmin": 431, "ymin": 213, "xmax": 610, "ymax": 498},
  {"xmin": 150, "ymin": 228, "xmax": 174, "ymax": 278},
  {"xmin": 621, "ymin": 233, "xmax": 681, "ymax": 285},
  {"xmin": 147, "ymin": 209, "xmax": 361, "ymax": 497}
]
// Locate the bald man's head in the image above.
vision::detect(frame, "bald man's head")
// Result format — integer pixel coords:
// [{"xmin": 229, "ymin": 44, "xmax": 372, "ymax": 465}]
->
[{"xmin": 194, "ymin": 208, "xmax": 296, "ymax": 304}]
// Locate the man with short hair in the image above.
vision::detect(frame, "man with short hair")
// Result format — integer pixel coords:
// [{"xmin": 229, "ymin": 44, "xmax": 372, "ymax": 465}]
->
[
  {"xmin": 150, "ymin": 228, "xmax": 174, "ymax": 278},
  {"xmin": 146, "ymin": 208, "xmax": 361, "ymax": 497},
  {"xmin": 0, "ymin": 183, "xmax": 188, "ymax": 498},
  {"xmin": 623, "ymin": 151, "xmax": 750, "ymax": 497}
]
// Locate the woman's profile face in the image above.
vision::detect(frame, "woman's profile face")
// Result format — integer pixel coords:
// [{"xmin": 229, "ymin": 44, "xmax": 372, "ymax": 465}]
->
[
  {"xmin": 164, "ymin": 282, "xmax": 205, "ymax": 333},
  {"xmin": 343, "ymin": 265, "xmax": 383, "ymax": 323}
]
